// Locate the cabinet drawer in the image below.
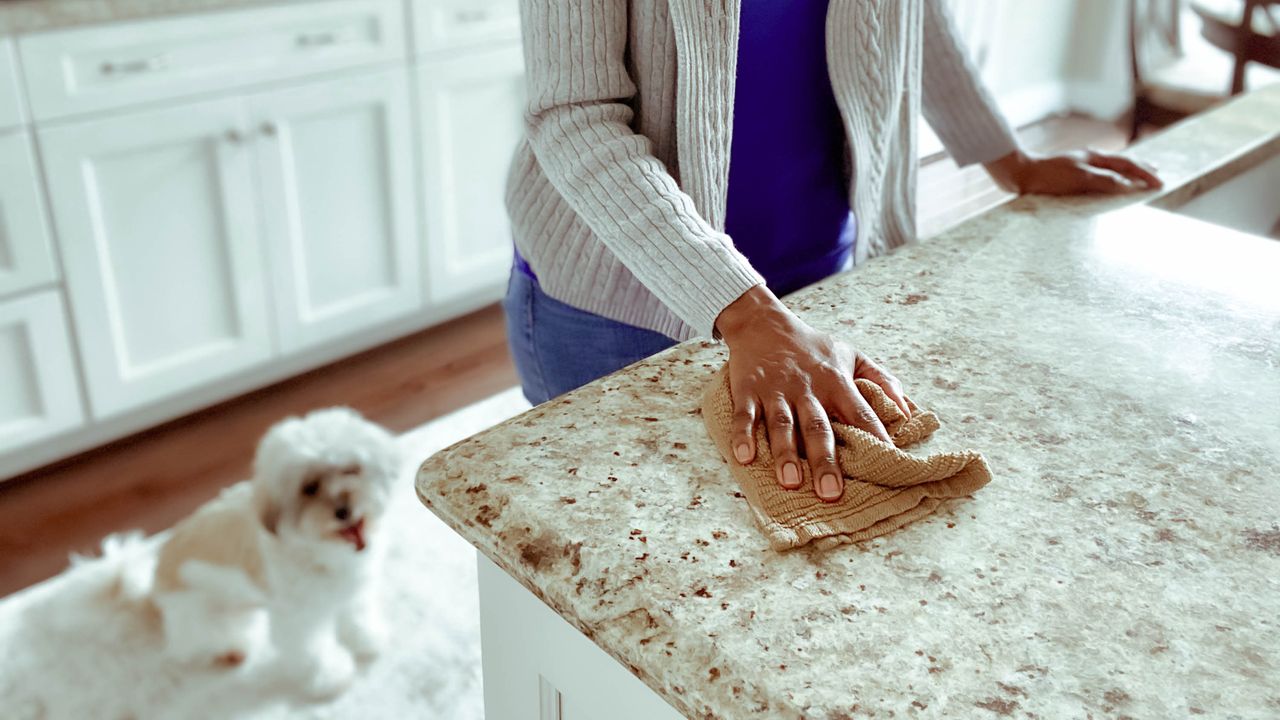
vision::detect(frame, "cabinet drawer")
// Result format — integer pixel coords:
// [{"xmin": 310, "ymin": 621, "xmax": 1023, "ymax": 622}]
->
[
  {"xmin": 0, "ymin": 38, "xmax": 24, "ymax": 130},
  {"xmin": 0, "ymin": 131, "xmax": 58, "ymax": 298},
  {"xmin": 411, "ymin": 0, "xmax": 520, "ymax": 54},
  {"xmin": 19, "ymin": 0, "xmax": 407, "ymax": 122},
  {"xmin": 0, "ymin": 290, "xmax": 85, "ymax": 456}
]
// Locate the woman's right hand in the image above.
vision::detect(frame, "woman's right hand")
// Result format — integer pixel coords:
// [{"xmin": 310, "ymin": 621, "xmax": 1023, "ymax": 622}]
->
[{"xmin": 715, "ymin": 285, "xmax": 911, "ymax": 503}]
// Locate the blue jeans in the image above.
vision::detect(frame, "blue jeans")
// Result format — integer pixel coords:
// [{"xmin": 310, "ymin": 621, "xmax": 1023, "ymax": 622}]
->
[{"xmin": 502, "ymin": 268, "xmax": 677, "ymax": 405}]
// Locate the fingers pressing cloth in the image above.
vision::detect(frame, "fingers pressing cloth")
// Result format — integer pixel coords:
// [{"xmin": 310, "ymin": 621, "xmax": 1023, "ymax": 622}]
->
[{"xmin": 701, "ymin": 365, "xmax": 993, "ymax": 551}]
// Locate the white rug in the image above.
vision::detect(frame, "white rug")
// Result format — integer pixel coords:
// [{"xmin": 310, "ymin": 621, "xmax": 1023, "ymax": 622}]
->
[{"xmin": 0, "ymin": 388, "xmax": 531, "ymax": 720}]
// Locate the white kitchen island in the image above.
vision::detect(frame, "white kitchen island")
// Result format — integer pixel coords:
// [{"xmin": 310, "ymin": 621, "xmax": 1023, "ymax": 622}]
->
[{"xmin": 417, "ymin": 86, "xmax": 1280, "ymax": 718}]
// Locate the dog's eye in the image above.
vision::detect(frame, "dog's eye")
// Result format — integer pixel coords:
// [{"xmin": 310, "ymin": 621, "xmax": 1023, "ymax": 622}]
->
[{"xmin": 301, "ymin": 480, "xmax": 321, "ymax": 497}]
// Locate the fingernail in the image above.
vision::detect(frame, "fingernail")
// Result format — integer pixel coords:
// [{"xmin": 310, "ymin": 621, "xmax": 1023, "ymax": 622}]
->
[
  {"xmin": 734, "ymin": 443, "xmax": 751, "ymax": 463},
  {"xmin": 819, "ymin": 473, "xmax": 841, "ymax": 499},
  {"xmin": 782, "ymin": 463, "xmax": 800, "ymax": 487}
]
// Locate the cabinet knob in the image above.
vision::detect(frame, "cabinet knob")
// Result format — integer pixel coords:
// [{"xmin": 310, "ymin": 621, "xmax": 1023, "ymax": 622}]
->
[
  {"xmin": 260, "ymin": 122, "xmax": 278, "ymax": 137},
  {"xmin": 455, "ymin": 9, "xmax": 490, "ymax": 24},
  {"xmin": 296, "ymin": 31, "xmax": 338, "ymax": 48},
  {"xmin": 100, "ymin": 55, "xmax": 168, "ymax": 76},
  {"xmin": 225, "ymin": 129, "xmax": 245, "ymax": 144}
]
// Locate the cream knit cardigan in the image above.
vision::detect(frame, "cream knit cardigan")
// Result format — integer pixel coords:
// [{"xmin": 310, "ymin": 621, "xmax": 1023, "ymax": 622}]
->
[{"xmin": 504, "ymin": 0, "xmax": 1018, "ymax": 340}]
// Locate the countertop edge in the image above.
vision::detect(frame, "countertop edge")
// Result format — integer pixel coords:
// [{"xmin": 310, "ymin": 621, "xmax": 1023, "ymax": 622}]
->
[
  {"xmin": 0, "ymin": 0, "xmax": 318, "ymax": 37},
  {"xmin": 414, "ymin": 475, "xmax": 793, "ymax": 719}
]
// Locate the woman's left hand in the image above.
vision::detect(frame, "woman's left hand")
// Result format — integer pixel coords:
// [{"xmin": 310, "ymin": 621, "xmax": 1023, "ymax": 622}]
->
[{"xmin": 985, "ymin": 149, "xmax": 1163, "ymax": 196}]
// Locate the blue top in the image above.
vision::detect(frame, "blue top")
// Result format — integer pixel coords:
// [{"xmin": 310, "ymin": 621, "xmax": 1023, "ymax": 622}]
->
[
  {"xmin": 517, "ymin": 0, "xmax": 855, "ymax": 299},
  {"xmin": 724, "ymin": 0, "xmax": 855, "ymax": 297}
]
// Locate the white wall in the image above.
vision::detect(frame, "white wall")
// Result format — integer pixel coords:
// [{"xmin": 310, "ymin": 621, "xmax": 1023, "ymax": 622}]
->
[
  {"xmin": 922, "ymin": 0, "xmax": 1131, "ymax": 157},
  {"xmin": 1063, "ymin": 0, "xmax": 1133, "ymax": 120},
  {"xmin": 967, "ymin": 0, "xmax": 1078, "ymax": 123}
]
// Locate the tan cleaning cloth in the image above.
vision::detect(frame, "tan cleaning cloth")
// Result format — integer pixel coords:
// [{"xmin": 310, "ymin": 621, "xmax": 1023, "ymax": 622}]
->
[{"xmin": 701, "ymin": 366, "xmax": 992, "ymax": 551}]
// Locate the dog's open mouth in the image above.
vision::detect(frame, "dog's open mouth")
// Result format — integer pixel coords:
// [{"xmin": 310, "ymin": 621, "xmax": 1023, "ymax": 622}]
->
[{"xmin": 337, "ymin": 518, "xmax": 366, "ymax": 552}]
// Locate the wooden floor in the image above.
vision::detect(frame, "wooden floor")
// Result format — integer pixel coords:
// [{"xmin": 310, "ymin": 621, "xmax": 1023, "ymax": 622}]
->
[
  {"xmin": 0, "ymin": 114, "xmax": 1128, "ymax": 599},
  {"xmin": 0, "ymin": 305, "xmax": 518, "ymax": 597}
]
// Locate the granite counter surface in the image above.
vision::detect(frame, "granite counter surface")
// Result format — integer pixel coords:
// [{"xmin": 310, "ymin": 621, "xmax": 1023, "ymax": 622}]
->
[
  {"xmin": 417, "ymin": 87, "xmax": 1280, "ymax": 718},
  {"xmin": 0, "ymin": 0, "xmax": 312, "ymax": 35}
]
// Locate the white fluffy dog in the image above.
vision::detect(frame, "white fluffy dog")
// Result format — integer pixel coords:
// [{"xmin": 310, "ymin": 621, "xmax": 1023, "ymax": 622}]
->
[{"xmin": 111, "ymin": 407, "xmax": 401, "ymax": 698}]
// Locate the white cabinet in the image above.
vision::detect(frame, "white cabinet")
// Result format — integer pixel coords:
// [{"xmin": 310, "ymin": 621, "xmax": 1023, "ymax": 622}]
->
[
  {"xmin": 251, "ymin": 69, "xmax": 421, "ymax": 353},
  {"xmin": 477, "ymin": 553, "xmax": 685, "ymax": 720},
  {"xmin": 411, "ymin": 0, "xmax": 521, "ymax": 55},
  {"xmin": 0, "ymin": 291, "xmax": 84, "ymax": 454},
  {"xmin": 0, "ymin": 1, "xmax": 534, "ymax": 474},
  {"xmin": 39, "ymin": 96, "xmax": 273, "ymax": 419},
  {"xmin": 18, "ymin": 0, "xmax": 406, "ymax": 122},
  {"xmin": 0, "ymin": 131, "xmax": 59, "ymax": 298},
  {"xmin": 38, "ymin": 65, "xmax": 425, "ymax": 419},
  {"xmin": 417, "ymin": 44, "xmax": 524, "ymax": 308}
]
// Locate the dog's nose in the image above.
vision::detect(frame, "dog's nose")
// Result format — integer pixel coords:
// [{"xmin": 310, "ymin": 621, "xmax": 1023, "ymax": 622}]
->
[{"xmin": 335, "ymin": 506, "xmax": 351, "ymax": 521}]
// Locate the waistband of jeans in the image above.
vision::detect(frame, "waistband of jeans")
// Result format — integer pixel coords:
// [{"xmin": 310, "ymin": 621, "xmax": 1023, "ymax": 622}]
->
[{"xmin": 513, "ymin": 245, "xmax": 537, "ymax": 280}]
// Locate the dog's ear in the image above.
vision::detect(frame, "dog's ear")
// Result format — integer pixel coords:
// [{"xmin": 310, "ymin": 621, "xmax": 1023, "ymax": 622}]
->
[
  {"xmin": 253, "ymin": 486, "xmax": 280, "ymax": 535},
  {"xmin": 252, "ymin": 419, "xmax": 297, "ymax": 535}
]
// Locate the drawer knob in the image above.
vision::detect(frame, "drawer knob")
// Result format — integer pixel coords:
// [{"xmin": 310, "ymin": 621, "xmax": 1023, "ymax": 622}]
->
[
  {"xmin": 456, "ymin": 9, "xmax": 490, "ymax": 23},
  {"xmin": 260, "ymin": 122, "xmax": 278, "ymax": 137},
  {"xmin": 296, "ymin": 31, "xmax": 338, "ymax": 48},
  {"xmin": 225, "ymin": 129, "xmax": 245, "ymax": 144},
  {"xmin": 100, "ymin": 55, "xmax": 168, "ymax": 76}
]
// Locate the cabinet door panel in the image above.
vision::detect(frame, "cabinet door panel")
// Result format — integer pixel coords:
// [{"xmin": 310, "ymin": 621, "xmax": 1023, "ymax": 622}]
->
[
  {"xmin": 250, "ymin": 68, "xmax": 420, "ymax": 353},
  {"xmin": 0, "ymin": 132, "xmax": 59, "ymax": 298},
  {"xmin": 0, "ymin": 291, "xmax": 84, "ymax": 455},
  {"xmin": 39, "ymin": 97, "xmax": 271, "ymax": 418},
  {"xmin": 418, "ymin": 44, "xmax": 524, "ymax": 309}
]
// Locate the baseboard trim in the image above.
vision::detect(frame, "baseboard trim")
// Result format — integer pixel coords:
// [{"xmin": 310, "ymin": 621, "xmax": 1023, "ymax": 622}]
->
[{"xmin": 0, "ymin": 289, "xmax": 504, "ymax": 481}]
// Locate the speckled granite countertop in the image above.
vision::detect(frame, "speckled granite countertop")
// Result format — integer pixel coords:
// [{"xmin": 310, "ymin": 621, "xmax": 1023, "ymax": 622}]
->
[
  {"xmin": 418, "ymin": 86, "xmax": 1280, "ymax": 719},
  {"xmin": 0, "ymin": 0, "xmax": 312, "ymax": 35}
]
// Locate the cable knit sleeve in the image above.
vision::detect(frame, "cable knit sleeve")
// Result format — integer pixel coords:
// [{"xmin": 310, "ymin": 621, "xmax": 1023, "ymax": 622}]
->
[
  {"xmin": 920, "ymin": 0, "xmax": 1020, "ymax": 167},
  {"xmin": 516, "ymin": 0, "xmax": 764, "ymax": 339}
]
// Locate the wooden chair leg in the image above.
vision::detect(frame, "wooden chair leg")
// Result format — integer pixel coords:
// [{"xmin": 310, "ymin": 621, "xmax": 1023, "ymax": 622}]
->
[
  {"xmin": 1230, "ymin": 51, "xmax": 1249, "ymax": 94},
  {"xmin": 1129, "ymin": 98, "xmax": 1145, "ymax": 141},
  {"xmin": 1229, "ymin": 0, "xmax": 1261, "ymax": 94}
]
